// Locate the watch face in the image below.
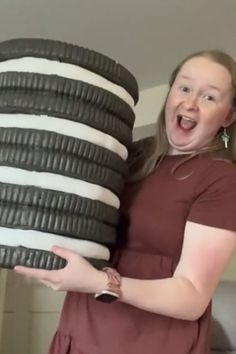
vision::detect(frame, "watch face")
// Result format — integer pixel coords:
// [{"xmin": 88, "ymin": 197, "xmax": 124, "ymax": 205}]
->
[{"xmin": 94, "ymin": 290, "xmax": 119, "ymax": 303}]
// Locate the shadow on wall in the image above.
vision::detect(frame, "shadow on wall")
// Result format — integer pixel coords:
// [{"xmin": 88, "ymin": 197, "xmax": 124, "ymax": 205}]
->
[
  {"xmin": 210, "ymin": 281, "xmax": 236, "ymax": 354},
  {"xmin": 133, "ymin": 124, "xmax": 156, "ymax": 141},
  {"xmin": 211, "ymin": 318, "xmax": 233, "ymax": 353}
]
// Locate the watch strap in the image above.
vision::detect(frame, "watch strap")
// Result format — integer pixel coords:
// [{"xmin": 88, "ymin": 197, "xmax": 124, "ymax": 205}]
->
[
  {"xmin": 103, "ymin": 267, "xmax": 121, "ymax": 296},
  {"xmin": 94, "ymin": 267, "xmax": 121, "ymax": 302}
]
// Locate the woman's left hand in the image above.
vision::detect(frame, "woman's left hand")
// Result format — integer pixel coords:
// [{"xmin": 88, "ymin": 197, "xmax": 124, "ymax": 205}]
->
[{"xmin": 14, "ymin": 246, "xmax": 106, "ymax": 293}]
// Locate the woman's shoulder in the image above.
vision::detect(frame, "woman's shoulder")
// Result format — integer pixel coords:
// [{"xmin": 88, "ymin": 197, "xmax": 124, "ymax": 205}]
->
[
  {"xmin": 193, "ymin": 154, "xmax": 236, "ymax": 197},
  {"xmin": 200, "ymin": 154, "xmax": 236, "ymax": 179}
]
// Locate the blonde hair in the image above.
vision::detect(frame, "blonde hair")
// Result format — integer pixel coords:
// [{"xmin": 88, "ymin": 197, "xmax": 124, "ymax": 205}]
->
[{"xmin": 128, "ymin": 50, "xmax": 236, "ymax": 181}]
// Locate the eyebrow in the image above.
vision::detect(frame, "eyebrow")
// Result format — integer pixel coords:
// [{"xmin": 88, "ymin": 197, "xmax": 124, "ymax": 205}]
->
[{"xmin": 178, "ymin": 75, "xmax": 221, "ymax": 92}]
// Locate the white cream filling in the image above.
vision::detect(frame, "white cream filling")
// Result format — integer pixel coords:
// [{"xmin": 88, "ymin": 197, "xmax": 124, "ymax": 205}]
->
[
  {"xmin": 0, "ymin": 166, "xmax": 120, "ymax": 209},
  {"xmin": 0, "ymin": 113, "xmax": 128, "ymax": 160},
  {"xmin": 0, "ymin": 227, "xmax": 110, "ymax": 260},
  {"xmin": 0, "ymin": 57, "xmax": 135, "ymax": 109}
]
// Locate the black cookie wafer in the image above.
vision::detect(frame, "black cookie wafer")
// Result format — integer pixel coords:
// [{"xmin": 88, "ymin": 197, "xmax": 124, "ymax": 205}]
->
[
  {"xmin": 0, "ymin": 244, "xmax": 110, "ymax": 270},
  {"xmin": 0, "ymin": 203, "xmax": 116, "ymax": 245},
  {"xmin": 0, "ymin": 72, "xmax": 135, "ymax": 129},
  {"xmin": 0, "ymin": 127, "xmax": 127, "ymax": 175},
  {"xmin": 0, "ymin": 182, "xmax": 119, "ymax": 225},
  {"xmin": 0, "ymin": 38, "xmax": 139, "ymax": 104},
  {"xmin": 0, "ymin": 90, "xmax": 132, "ymax": 147},
  {"xmin": 0, "ymin": 143, "xmax": 124, "ymax": 195}
]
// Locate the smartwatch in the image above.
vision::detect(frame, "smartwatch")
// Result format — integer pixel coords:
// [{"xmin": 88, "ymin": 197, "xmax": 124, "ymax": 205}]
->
[{"xmin": 94, "ymin": 267, "xmax": 121, "ymax": 303}]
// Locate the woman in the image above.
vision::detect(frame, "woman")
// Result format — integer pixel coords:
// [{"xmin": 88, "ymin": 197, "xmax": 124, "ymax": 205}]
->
[{"xmin": 15, "ymin": 50, "xmax": 236, "ymax": 354}]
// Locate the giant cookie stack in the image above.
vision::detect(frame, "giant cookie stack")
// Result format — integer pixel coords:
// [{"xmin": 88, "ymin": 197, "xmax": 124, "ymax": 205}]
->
[{"xmin": 0, "ymin": 38, "xmax": 138, "ymax": 270}]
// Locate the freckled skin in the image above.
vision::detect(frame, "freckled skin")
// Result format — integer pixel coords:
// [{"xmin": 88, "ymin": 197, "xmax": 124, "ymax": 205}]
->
[{"xmin": 165, "ymin": 57, "xmax": 235, "ymax": 155}]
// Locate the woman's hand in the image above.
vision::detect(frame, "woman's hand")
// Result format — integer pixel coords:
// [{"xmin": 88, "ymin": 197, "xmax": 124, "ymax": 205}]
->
[{"xmin": 14, "ymin": 246, "xmax": 106, "ymax": 294}]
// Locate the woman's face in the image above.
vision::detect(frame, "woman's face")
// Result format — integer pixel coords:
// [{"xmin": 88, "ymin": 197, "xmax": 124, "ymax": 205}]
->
[{"xmin": 165, "ymin": 56, "xmax": 235, "ymax": 155}]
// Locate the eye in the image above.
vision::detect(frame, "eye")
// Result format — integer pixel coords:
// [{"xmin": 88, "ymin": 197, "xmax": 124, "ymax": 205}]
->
[
  {"xmin": 179, "ymin": 86, "xmax": 190, "ymax": 93},
  {"xmin": 203, "ymin": 94, "xmax": 216, "ymax": 102}
]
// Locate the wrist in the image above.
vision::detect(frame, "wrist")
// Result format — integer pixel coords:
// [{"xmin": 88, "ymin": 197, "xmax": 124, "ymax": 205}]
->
[
  {"xmin": 92, "ymin": 269, "xmax": 107, "ymax": 294},
  {"xmin": 94, "ymin": 267, "xmax": 122, "ymax": 303}
]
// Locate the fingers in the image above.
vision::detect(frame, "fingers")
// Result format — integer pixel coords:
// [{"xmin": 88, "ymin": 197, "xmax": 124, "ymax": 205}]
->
[
  {"xmin": 14, "ymin": 246, "xmax": 73, "ymax": 278},
  {"xmin": 14, "ymin": 266, "xmax": 62, "ymax": 291},
  {"xmin": 13, "ymin": 246, "xmax": 85, "ymax": 292},
  {"xmin": 51, "ymin": 245, "xmax": 85, "ymax": 264},
  {"xmin": 40, "ymin": 279, "xmax": 52, "ymax": 287},
  {"xmin": 14, "ymin": 265, "xmax": 55, "ymax": 281},
  {"xmin": 51, "ymin": 245, "xmax": 75, "ymax": 261},
  {"xmin": 40, "ymin": 279, "xmax": 58, "ymax": 290},
  {"xmin": 13, "ymin": 246, "xmax": 74, "ymax": 278}
]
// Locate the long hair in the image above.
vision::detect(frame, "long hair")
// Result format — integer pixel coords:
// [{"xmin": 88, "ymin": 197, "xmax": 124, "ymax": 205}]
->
[{"xmin": 128, "ymin": 50, "xmax": 236, "ymax": 181}]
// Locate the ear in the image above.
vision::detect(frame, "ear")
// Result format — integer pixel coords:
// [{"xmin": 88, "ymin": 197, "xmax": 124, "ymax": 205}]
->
[{"xmin": 223, "ymin": 108, "xmax": 236, "ymax": 128}]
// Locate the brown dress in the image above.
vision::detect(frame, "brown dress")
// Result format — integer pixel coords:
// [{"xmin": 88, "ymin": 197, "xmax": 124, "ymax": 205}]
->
[{"xmin": 48, "ymin": 154, "xmax": 236, "ymax": 354}]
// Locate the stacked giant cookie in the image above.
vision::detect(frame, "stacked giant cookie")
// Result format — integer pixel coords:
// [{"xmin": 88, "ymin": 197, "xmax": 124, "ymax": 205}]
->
[{"xmin": 0, "ymin": 38, "xmax": 138, "ymax": 270}]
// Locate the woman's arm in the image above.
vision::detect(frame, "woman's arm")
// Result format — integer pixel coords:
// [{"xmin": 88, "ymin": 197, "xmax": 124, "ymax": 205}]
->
[
  {"xmin": 120, "ymin": 221, "xmax": 236, "ymax": 320},
  {"xmin": 14, "ymin": 221, "xmax": 236, "ymax": 321}
]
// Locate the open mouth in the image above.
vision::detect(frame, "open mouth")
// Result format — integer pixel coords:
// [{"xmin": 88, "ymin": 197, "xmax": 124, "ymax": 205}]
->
[{"xmin": 177, "ymin": 115, "xmax": 197, "ymax": 131}]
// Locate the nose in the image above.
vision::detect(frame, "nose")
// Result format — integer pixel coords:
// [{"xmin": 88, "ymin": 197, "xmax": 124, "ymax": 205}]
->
[{"xmin": 183, "ymin": 94, "xmax": 199, "ymax": 110}]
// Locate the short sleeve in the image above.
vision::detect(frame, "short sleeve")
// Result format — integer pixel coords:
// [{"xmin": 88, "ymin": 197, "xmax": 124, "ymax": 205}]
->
[{"xmin": 188, "ymin": 161, "xmax": 236, "ymax": 232}]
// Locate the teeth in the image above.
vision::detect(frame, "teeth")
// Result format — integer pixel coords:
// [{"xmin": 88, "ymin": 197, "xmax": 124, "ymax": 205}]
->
[
  {"xmin": 177, "ymin": 114, "xmax": 197, "ymax": 130},
  {"xmin": 178, "ymin": 115, "xmax": 195, "ymax": 122}
]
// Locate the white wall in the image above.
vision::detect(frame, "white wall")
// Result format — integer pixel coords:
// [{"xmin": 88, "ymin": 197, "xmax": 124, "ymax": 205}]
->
[
  {"xmin": 134, "ymin": 84, "xmax": 168, "ymax": 127},
  {"xmin": 0, "ymin": 270, "xmax": 7, "ymax": 346}
]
